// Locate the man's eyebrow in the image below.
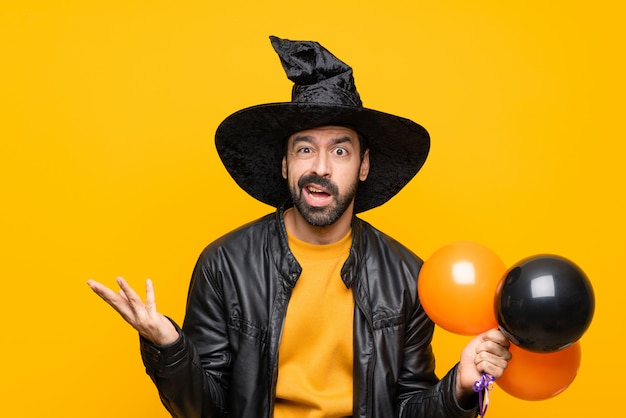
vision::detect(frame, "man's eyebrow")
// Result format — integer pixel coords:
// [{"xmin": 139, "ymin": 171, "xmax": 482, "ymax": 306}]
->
[
  {"xmin": 330, "ymin": 136, "xmax": 355, "ymax": 145},
  {"xmin": 291, "ymin": 134, "xmax": 314, "ymax": 145},
  {"xmin": 291, "ymin": 135, "xmax": 355, "ymax": 146}
]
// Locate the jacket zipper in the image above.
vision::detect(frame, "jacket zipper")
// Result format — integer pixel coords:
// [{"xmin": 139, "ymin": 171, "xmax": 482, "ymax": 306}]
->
[
  {"xmin": 353, "ymin": 282, "xmax": 376, "ymax": 417},
  {"xmin": 268, "ymin": 273, "xmax": 297, "ymax": 417}
]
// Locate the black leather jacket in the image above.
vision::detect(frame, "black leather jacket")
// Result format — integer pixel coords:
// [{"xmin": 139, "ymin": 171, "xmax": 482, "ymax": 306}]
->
[{"xmin": 140, "ymin": 206, "xmax": 478, "ymax": 418}]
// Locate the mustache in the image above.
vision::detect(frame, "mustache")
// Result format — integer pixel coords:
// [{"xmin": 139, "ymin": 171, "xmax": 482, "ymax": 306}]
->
[{"xmin": 298, "ymin": 174, "xmax": 338, "ymax": 195}]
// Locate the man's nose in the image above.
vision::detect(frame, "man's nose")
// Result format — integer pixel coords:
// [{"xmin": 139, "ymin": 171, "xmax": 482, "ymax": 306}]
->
[{"xmin": 311, "ymin": 153, "xmax": 331, "ymax": 177}]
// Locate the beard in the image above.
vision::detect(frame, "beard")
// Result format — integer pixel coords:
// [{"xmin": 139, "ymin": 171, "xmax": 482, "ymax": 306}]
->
[{"xmin": 290, "ymin": 173, "xmax": 359, "ymax": 227}]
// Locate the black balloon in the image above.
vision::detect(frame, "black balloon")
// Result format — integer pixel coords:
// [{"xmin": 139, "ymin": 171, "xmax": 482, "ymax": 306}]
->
[{"xmin": 495, "ymin": 255, "xmax": 594, "ymax": 352}]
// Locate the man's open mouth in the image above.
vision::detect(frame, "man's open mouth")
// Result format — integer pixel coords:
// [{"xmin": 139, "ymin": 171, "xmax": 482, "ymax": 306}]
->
[{"xmin": 306, "ymin": 185, "xmax": 330, "ymax": 197}]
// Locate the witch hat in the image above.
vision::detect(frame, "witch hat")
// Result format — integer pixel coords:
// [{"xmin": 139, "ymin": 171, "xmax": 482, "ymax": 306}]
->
[{"xmin": 215, "ymin": 36, "xmax": 430, "ymax": 213}]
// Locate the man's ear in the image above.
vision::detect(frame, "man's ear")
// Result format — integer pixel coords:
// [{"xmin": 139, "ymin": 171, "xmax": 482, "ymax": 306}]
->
[
  {"xmin": 281, "ymin": 156, "xmax": 287, "ymax": 179},
  {"xmin": 359, "ymin": 149, "xmax": 370, "ymax": 181}
]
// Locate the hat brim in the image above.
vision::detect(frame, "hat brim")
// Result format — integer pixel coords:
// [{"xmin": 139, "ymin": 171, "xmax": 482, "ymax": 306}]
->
[{"xmin": 215, "ymin": 102, "xmax": 430, "ymax": 213}]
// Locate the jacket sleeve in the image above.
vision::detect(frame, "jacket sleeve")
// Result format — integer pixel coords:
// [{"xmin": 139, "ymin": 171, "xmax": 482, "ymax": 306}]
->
[
  {"xmin": 394, "ymin": 251, "xmax": 478, "ymax": 418},
  {"xmin": 398, "ymin": 365, "xmax": 478, "ymax": 418},
  {"xmin": 140, "ymin": 250, "xmax": 231, "ymax": 418},
  {"xmin": 395, "ymin": 286, "xmax": 478, "ymax": 418}
]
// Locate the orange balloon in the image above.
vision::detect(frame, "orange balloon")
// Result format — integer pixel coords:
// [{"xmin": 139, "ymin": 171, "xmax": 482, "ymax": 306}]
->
[
  {"xmin": 496, "ymin": 342, "xmax": 581, "ymax": 401},
  {"xmin": 417, "ymin": 241, "xmax": 506, "ymax": 335}
]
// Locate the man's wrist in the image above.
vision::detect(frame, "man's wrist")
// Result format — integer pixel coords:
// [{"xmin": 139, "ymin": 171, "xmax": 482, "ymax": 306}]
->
[
  {"xmin": 142, "ymin": 314, "xmax": 180, "ymax": 346},
  {"xmin": 454, "ymin": 371, "xmax": 475, "ymax": 408}
]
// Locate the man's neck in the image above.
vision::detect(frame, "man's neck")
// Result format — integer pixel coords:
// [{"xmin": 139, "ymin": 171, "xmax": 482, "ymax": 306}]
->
[{"xmin": 283, "ymin": 207, "xmax": 353, "ymax": 245}]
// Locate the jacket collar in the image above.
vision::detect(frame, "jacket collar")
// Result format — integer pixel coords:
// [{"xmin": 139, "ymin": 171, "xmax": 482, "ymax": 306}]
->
[{"xmin": 273, "ymin": 202, "xmax": 363, "ymax": 289}]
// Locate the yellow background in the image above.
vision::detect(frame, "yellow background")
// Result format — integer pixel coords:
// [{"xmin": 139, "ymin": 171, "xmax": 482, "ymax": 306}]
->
[{"xmin": 1, "ymin": 1, "xmax": 623, "ymax": 416}]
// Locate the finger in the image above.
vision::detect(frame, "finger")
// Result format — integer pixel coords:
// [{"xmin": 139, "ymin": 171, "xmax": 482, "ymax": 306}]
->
[
  {"xmin": 482, "ymin": 328, "xmax": 510, "ymax": 347},
  {"xmin": 476, "ymin": 359, "xmax": 508, "ymax": 380},
  {"xmin": 474, "ymin": 345, "xmax": 512, "ymax": 379},
  {"xmin": 116, "ymin": 276, "xmax": 145, "ymax": 308},
  {"xmin": 87, "ymin": 279, "xmax": 124, "ymax": 305},
  {"xmin": 117, "ymin": 289, "xmax": 130, "ymax": 303},
  {"xmin": 145, "ymin": 278, "xmax": 157, "ymax": 314},
  {"xmin": 475, "ymin": 347, "xmax": 511, "ymax": 363},
  {"xmin": 477, "ymin": 340, "xmax": 512, "ymax": 357},
  {"xmin": 88, "ymin": 279, "xmax": 136, "ymax": 320}
]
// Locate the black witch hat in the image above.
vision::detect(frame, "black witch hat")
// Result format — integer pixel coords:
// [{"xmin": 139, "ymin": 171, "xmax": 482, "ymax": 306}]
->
[{"xmin": 215, "ymin": 36, "xmax": 430, "ymax": 213}]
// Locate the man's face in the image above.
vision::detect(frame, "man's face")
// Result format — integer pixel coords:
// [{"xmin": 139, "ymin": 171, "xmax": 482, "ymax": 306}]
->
[{"xmin": 282, "ymin": 126, "xmax": 370, "ymax": 227}]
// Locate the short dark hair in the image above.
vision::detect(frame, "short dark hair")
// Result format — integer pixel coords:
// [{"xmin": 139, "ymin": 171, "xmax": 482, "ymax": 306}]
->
[{"xmin": 356, "ymin": 132, "xmax": 369, "ymax": 161}]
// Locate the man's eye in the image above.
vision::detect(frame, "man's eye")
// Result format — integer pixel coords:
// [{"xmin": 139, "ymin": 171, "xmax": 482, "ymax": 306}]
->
[
  {"xmin": 334, "ymin": 147, "xmax": 348, "ymax": 156},
  {"xmin": 295, "ymin": 147, "xmax": 315, "ymax": 158}
]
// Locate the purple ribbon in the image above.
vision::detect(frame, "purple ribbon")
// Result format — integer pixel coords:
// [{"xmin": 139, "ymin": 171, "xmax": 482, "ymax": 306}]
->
[{"xmin": 473, "ymin": 372, "xmax": 495, "ymax": 417}]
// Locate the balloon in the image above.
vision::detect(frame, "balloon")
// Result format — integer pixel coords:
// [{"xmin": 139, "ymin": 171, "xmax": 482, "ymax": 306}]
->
[
  {"xmin": 418, "ymin": 241, "xmax": 507, "ymax": 335},
  {"xmin": 496, "ymin": 342, "xmax": 581, "ymax": 401},
  {"xmin": 495, "ymin": 255, "xmax": 594, "ymax": 352}
]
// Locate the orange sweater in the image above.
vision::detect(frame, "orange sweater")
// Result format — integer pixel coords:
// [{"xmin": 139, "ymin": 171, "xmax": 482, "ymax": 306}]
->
[{"xmin": 274, "ymin": 230, "xmax": 354, "ymax": 417}]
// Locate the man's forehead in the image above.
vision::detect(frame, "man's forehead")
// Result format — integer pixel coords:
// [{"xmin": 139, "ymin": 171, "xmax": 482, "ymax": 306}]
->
[{"xmin": 288, "ymin": 125, "xmax": 359, "ymax": 142}]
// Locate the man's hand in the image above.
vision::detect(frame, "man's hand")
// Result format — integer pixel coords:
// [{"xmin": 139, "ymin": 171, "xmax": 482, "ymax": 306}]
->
[
  {"xmin": 87, "ymin": 277, "xmax": 179, "ymax": 346},
  {"xmin": 456, "ymin": 328, "xmax": 511, "ymax": 404}
]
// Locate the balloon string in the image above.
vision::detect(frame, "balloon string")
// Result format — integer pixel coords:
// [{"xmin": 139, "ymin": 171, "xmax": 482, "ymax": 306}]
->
[{"xmin": 473, "ymin": 372, "xmax": 495, "ymax": 417}]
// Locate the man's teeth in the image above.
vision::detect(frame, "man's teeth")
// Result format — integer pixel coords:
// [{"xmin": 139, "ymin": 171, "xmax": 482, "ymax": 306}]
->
[{"xmin": 308, "ymin": 186, "xmax": 323, "ymax": 193}]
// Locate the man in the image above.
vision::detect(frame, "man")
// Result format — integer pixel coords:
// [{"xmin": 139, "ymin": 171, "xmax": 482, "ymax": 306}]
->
[{"xmin": 88, "ymin": 36, "xmax": 511, "ymax": 418}]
